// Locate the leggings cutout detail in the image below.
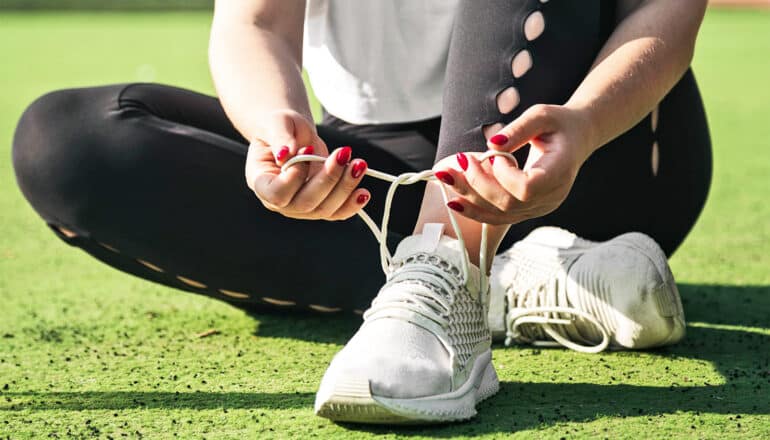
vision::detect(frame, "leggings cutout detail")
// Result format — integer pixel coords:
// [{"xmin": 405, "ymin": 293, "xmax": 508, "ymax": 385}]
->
[
  {"xmin": 262, "ymin": 297, "xmax": 296, "ymax": 307},
  {"xmin": 496, "ymin": 87, "xmax": 520, "ymax": 114},
  {"xmin": 137, "ymin": 259, "xmax": 164, "ymax": 273},
  {"xmin": 219, "ymin": 289, "xmax": 250, "ymax": 299},
  {"xmin": 524, "ymin": 11, "xmax": 545, "ymax": 41},
  {"xmin": 483, "ymin": 123, "xmax": 505, "ymax": 140},
  {"xmin": 512, "ymin": 50, "xmax": 533, "ymax": 78},
  {"xmin": 177, "ymin": 276, "xmax": 206, "ymax": 289}
]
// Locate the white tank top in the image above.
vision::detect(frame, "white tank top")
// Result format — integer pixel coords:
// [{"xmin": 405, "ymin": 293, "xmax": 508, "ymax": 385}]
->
[{"xmin": 303, "ymin": 0, "xmax": 458, "ymax": 124}]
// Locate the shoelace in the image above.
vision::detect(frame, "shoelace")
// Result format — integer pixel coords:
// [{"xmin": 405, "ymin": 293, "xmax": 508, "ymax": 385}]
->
[
  {"xmin": 281, "ymin": 149, "xmax": 514, "ymax": 293},
  {"xmin": 505, "ymin": 277, "xmax": 610, "ymax": 353}
]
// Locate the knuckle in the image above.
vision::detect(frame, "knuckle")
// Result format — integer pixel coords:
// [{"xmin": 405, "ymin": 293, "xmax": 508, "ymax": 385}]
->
[
  {"xmin": 292, "ymin": 199, "xmax": 317, "ymax": 214},
  {"xmin": 529, "ymin": 104, "xmax": 552, "ymax": 121},
  {"xmin": 260, "ymin": 201, "xmax": 279, "ymax": 213},
  {"xmin": 464, "ymin": 171, "xmax": 481, "ymax": 189},
  {"xmin": 267, "ymin": 192, "xmax": 291, "ymax": 209},
  {"xmin": 498, "ymin": 197, "xmax": 517, "ymax": 213},
  {"xmin": 312, "ymin": 206, "xmax": 335, "ymax": 219}
]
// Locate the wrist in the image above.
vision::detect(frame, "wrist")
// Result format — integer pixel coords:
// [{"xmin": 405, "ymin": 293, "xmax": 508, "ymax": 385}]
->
[{"xmin": 563, "ymin": 101, "xmax": 600, "ymax": 161}]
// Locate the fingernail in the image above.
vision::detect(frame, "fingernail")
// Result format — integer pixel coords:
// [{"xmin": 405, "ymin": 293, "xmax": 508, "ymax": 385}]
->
[
  {"xmin": 336, "ymin": 146, "xmax": 352, "ymax": 166},
  {"xmin": 456, "ymin": 152, "xmax": 468, "ymax": 171},
  {"xmin": 276, "ymin": 146, "xmax": 290, "ymax": 162},
  {"xmin": 435, "ymin": 171, "xmax": 455, "ymax": 185},
  {"xmin": 302, "ymin": 145, "xmax": 315, "ymax": 155},
  {"xmin": 447, "ymin": 201, "xmax": 464, "ymax": 212},
  {"xmin": 489, "ymin": 156, "xmax": 495, "ymax": 165},
  {"xmin": 490, "ymin": 134, "xmax": 509, "ymax": 146},
  {"xmin": 356, "ymin": 194, "xmax": 369, "ymax": 204},
  {"xmin": 351, "ymin": 160, "xmax": 367, "ymax": 179}
]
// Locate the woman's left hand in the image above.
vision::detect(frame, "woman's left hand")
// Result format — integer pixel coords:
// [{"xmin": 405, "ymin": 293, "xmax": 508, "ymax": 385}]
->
[{"xmin": 434, "ymin": 104, "xmax": 597, "ymax": 225}]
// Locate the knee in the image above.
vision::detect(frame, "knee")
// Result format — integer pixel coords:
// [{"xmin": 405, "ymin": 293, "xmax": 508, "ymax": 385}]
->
[{"xmin": 12, "ymin": 89, "xmax": 103, "ymax": 226}]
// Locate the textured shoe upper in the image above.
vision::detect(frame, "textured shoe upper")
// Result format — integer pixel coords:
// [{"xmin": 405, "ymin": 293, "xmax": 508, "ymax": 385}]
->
[
  {"xmin": 319, "ymin": 225, "xmax": 491, "ymax": 399},
  {"xmin": 491, "ymin": 227, "xmax": 685, "ymax": 352}
]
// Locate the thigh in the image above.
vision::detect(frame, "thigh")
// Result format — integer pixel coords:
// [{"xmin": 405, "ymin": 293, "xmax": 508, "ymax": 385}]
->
[
  {"xmin": 437, "ymin": 0, "xmax": 616, "ymax": 161},
  {"xmin": 12, "ymin": 83, "xmax": 426, "ymax": 312}
]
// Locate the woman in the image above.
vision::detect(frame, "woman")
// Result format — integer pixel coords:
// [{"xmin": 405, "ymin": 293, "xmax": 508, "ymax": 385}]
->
[{"xmin": 12, "ymin": 0, "xmax": 710, "ymax": 424}]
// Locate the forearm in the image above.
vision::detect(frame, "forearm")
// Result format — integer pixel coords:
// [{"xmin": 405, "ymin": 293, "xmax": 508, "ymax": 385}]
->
[
  {"xmin": 565, "ymin": 0, "xmax": 707, "ymax": 154},
  {"xmin": 209, "ymin": 2, "xmax": 311, "ymax": 142}
]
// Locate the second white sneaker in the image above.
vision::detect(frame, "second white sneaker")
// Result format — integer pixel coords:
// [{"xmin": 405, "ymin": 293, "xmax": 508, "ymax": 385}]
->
[{"xmin": 488, "ymin": 227, "xmax": 686, "ymax": 353}]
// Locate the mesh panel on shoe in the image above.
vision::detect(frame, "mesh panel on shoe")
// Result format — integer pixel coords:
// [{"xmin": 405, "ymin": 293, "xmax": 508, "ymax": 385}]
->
[
  {"xmin": 447, "ymin": 287, "xmax": 490, "ymax": 367},
  {"xmin": 381, "ymin": 250, "xmax": 490, "ymax": 368}
]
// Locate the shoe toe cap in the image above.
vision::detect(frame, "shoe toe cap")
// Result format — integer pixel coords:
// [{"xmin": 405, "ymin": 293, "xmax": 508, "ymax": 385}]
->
[{"xmin": 319, "ymin": 320, "xmax": 452, "ymax": 399}]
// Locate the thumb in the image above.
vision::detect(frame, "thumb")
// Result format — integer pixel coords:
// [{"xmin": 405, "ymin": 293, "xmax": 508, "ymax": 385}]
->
[
  {"xmin": 265, "ymin": 112, "xmax": 301, "ymax": 161},
  {"xmin": 486, "ymin": 104, "xmax": 558, "ymax": 153}
]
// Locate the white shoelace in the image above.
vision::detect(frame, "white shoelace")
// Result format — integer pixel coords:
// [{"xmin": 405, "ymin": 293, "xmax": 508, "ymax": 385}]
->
[
  {"xmin": 505, "ymin": 277, "xmax": 610, "ymax": 353},
  {"xmin": 283, "ymin": 150, "xmax": 610, "ymax": 354},
  {"xmin": 281, "ymin": 149, "xmax": 515, "ymax": 292}
]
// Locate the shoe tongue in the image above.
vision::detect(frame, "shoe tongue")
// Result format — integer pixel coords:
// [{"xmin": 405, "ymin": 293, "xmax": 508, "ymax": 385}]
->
[{"xmin": 392, "ymin": 224, "xmax": 479, "ymax": 281}]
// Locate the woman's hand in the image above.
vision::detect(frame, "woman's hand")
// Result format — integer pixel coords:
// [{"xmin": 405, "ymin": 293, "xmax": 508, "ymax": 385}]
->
[
  {"xmin": 434, "ymin": 104, "xmax": 596, "ymax": 225},
  {"xmin": 245, "ymin": 109, "xmax": 371, "ymax": 220}
]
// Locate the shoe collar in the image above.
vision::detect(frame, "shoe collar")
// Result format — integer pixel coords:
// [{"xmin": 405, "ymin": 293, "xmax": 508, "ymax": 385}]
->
[{"xmin": 391, "ymin": 223, "xmax": 482, "ymax": 295}]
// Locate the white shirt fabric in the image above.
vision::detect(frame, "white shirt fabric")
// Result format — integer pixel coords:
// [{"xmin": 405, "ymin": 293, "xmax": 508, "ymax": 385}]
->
[{"xmin": 303, "ymin": 0, "xmax": 458, "ymax": 124}]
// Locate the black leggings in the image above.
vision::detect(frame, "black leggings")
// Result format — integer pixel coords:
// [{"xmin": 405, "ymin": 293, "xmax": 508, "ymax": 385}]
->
[{"xmin": 12, "ymin": 0, "xmax": 711, "ymax": 313}]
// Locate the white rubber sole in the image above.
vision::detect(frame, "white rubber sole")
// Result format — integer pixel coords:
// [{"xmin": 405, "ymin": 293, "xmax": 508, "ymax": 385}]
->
[{"xmin": 314, "ymin": 350, "xmax": 499, "ymax": 424}]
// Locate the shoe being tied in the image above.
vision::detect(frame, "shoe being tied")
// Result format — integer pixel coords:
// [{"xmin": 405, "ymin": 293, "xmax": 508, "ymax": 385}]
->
[
  {"xmin": 281, "ymin": 150, "xmax": 512, "ymax": 424},
  {"xmin": 314, "ymin": 224, "xmax": 498, "ymax": 423},
  {"xmin": 488, "ymin": 227, "xmax": 686, "ymax": 353}
]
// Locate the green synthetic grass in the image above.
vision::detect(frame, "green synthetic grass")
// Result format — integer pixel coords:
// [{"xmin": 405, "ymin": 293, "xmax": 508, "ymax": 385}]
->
[{"xmin": 1, "ymin": 10, "xmax": 769, "ymax": 439}]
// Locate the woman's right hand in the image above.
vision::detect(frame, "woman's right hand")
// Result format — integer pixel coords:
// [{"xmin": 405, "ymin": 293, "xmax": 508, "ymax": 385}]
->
[{"xmin": 245, "ymin": 110, "xmax": 371, "ymax": 221}]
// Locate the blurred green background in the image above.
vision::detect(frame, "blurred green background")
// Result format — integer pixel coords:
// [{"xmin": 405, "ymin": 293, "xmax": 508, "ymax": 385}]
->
[
  {"xmin": 1, "ymin": 4, "xmax": 769, "ymax": 439},
  {"xmin": 0, "ymin": 0, "xmax": 211, "ymax": 10}
]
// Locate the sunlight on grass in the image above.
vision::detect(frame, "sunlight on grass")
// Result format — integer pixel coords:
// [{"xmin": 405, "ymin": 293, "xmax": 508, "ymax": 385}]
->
[{"xmin": 1, "ymin": 9, "xmax": 768, "ymax": 439}]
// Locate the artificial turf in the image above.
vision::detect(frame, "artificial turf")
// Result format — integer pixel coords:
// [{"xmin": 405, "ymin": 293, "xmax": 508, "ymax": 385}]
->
[{"xmin": 1, "ymin": 9, "xmax": 769, "ymax": 439}]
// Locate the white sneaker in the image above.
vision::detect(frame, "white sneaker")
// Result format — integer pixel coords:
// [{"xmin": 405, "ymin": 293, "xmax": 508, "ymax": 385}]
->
[
  {"xmin": 488, "ymin": 227, "xmax": 686, "ymax": 353},
  {"xmin": 314, "ymin": 224, "xmax": 499, "ymax": 424}
]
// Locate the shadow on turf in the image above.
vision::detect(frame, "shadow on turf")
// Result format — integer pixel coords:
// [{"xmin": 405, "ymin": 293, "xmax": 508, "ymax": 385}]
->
[
  {"xmin": 0, "ymin": 391, "xmax": 314, "ymax": 411},
  {"xmin": 3, "ymin": 284, "xmax": 766, "ymax": 435},
  {"xmin": 249, "ymin": 283, "xmax": 769, "ymax": 434}
]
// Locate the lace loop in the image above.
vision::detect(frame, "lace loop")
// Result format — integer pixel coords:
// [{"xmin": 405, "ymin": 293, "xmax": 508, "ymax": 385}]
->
[
  {"xmin": 281, "ymin": 150, "xmax": 515, "ymax": 332},
  {"xmin": 503, "ymin": 279, "xmax": 611, "ymax": 353}
]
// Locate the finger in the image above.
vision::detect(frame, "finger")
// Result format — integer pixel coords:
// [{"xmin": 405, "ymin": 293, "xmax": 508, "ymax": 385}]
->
[
  {"xmin": 286, "ymin": 146, "xmax": 352, "ymax": 213},
  {"xmin": 487, "ymin": 104, "xmax": 558, "ymax": 152},
  {"xmin": 304, "ymin": 136, "xmax": 330, "ymax": 176},
  {"xmin": 445, "ymin": 198, "xmax": 515, "ymax": 226},
  {"xmin": 313, "ymin": 158, "xmax": 368, "ymax": 217},
  {"xmin": 493, "ymin": 157, "xmax": 549, "ymax": 204},
  {"xmin": 329, "ymin": 189, "xmax": 371, "ymax": 221},
  {"xmin": 266, "ymin": 112, "xmax": 304, "ymax": 156},
  {"xmin": 460, "ymin": 153, "xmax": 522, "ymax": 213},
  {"xmin": 248, "ymin": 140, "xmax": 310, "ymax": 208},
  {"xmin": 245, "ymin": 138, "xmax": 277, "ymax": 191}
]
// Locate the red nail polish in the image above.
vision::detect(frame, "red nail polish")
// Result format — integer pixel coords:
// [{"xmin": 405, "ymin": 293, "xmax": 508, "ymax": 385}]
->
[
  {"xmin": 276, "ymin": 146, "xmax": 290, "ymax": 162},
  {"xmin": 489, "ymin": 156, "xmax": 496, "ymax": 165},
  {"xmin": 351, "ymin": 160, "xmax": 367, "ymax": 179},
  {"xmin": 456, "ymin": 153, "xmax": 468, "ymax": 171},
  {"xmin": 357, "ymin": 194, "xmax": 369, "ymax": 204},
  {"xmin": 302, "ymin": 145, "xmax": 315, "ymax": 155},
  {"xmin": 490, "ymin": 134, "xmax": 509, "ymax": 146},
  {"xmin": 336, "ymin": 146, "xmax": 352, "ymax": 166},
  {"xmin": 435, "ymin": 171, "xmax": 455, "ymax": 186},
  {"xmin": 447, "ymin": 201, "xmax": 464, "ymax": 212}
]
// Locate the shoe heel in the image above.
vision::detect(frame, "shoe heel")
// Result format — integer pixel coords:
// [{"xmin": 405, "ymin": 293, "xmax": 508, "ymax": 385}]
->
[{"xmin": 475, "ymin": 361, "xmax": 500, "ymax": 403}]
